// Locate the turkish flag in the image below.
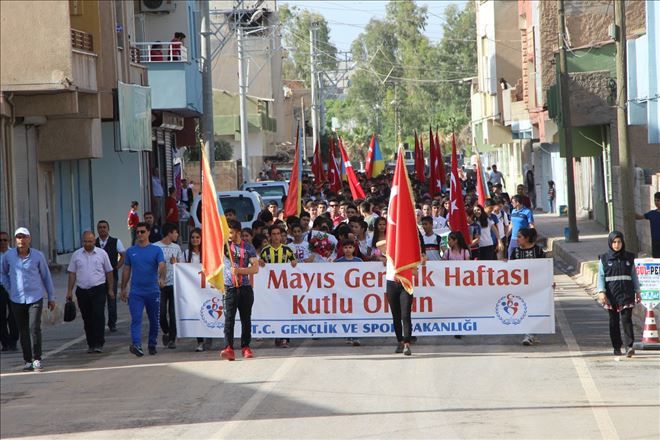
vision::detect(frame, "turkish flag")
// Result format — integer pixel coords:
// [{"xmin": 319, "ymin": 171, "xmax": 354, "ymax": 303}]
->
[
  {"xmin": 414, "ymin": 130, "xmax": 425, "ymax": 183},
  {"xmin": 365, "ymin": 134, "xmax": 375, "ymax": 178},
  {"xmin": 312, "ymin": 140, "xmax": 324, "ymax": 186},
  {"xmin": 386, "ymin": 145, "xmax": 422, "ymax": 294},
  {"xmin": 327, "ymin": 137, "xmax": 342, "ymax": 193},
  {"xmin": 475, "ymin": 155, "xmax": 487, "ymax": 206},
  {"xmin": 436, "ymin": 130, "xmax": 446, "ymax": 189},
  {"xmin": 338, "ymin": 137, "xmax": 366, "ymax": 200},
  {"xmin": 448, "ymin": 134, "xmax": 471, "ymax": 245},
  {"xmin": 429, "ymin": 126, "xmax": 441, "ymax": 197}
]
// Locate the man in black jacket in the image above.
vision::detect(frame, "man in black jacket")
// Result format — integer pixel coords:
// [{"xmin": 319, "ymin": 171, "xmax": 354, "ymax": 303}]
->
[{"xmin": 95, "ymin": 220, "xmax": 125, "ymax": 332}]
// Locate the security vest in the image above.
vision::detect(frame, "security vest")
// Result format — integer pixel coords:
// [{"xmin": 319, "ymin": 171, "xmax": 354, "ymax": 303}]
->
[{"xmin": 599, "ymin": 251, "xmax": 635, "ymax": 306}]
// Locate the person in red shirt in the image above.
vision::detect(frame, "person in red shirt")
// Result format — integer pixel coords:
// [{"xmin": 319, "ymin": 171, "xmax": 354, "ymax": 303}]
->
[
  {"xmin": 127, "ymin": 201, "xmax": 140, "ymax": 245},
  {"xmin": 149, "ymin": 42, "xmax": 164, "ymax": 62},
  {"xmin": 169, "ymin": 32, "xmax": 186, "ymax": 61},
  {"xmin": 165, "ymin": 187, "xmax": 179, "ymax": 224}
]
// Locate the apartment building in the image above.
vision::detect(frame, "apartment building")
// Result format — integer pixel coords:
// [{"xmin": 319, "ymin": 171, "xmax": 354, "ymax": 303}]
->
[{"xmin": 1, "ymin": 0, "xmax": 150, "ymax": 261}]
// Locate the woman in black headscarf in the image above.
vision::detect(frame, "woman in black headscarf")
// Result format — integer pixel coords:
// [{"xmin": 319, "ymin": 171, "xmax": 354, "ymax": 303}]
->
[{"xmin": 595, "ymin": 231, "xmax": 641, "ymax": 357}]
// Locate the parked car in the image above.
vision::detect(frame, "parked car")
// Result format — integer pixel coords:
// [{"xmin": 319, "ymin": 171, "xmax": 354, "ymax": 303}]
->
[
  {"xmin": 240, "ymin": 181, "xmax": 288, "ymax": 209},
  {"xmin": 191, "ymin": 191, "xmax": 265, "ymax": 230}
]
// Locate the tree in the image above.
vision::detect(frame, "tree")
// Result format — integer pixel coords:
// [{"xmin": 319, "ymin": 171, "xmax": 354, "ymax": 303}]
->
[
  {"xmin": 332, "ymin": 0, "xmax": 477, "ymax": 152},
  {"xmin": 279, "ymin": 4, "xmax": 337, "ymax": 86}
]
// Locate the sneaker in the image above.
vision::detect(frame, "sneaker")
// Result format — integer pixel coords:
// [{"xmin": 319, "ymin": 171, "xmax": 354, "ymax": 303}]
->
[
  {"xmin": 403, "ymin": 344, "xmax": 412, "ymax": 356},
  {"xmin": 625, "ymin": 347, "xmax": 635, "ymax": 358},
  {"xmin": 130, "ymin": 344, "xmax": 144, "ymax": 357},
  {"xmin": 352, "ymin": 339, "xmax": 361, "ymax": 347},
  {"xmin": 87, "ymin": 347, "xmax": 95, "ymax": 354},
  {"xmin": 109, "ymin": 326, "xmax": 117, "ymax": 333},
  {"xmin": 32, "ymin": 360, "xmax": 43, "ymax": 371},
  {"xmin": 220, "ymin": 346, "xmax": 236, "ymax": 361},
  {"xmin": 521, "ymin": 335, "xmax": 534, "ymax": 346},
  {"xmin": 280, "ymin": 339, "xmax": 290, "ymax": 348},
  {"xmin": 22, "ymin": 362, "xmax": 33, "ymax": 371},
  {"xmin": 242, "ymin": 347, "xmax": 254, "ymax": 359},
  {"xmin": 395, "ymin": 343, "xmax": 404, "ymax": 354},
  {"xmin": 195, "ymin": 343, "xmax": 206, "ymax": 352},
  {"xmin": 148, "ymin": 346, "xmax": 157, "ymax": 355},
  {"xmin": 613, "ymin": 347, "xmax": 623, "ymax": 356},
  {"xmin": 167, "ymin": 340, "xmax": 176, "ymax": 349},
  {"xmin": 162, "ymin": 333, "xmax": 169, "ymax": 347},
  {"xmin": 94, "ymin": 347, "xmax": 103, "ymax": 353}
]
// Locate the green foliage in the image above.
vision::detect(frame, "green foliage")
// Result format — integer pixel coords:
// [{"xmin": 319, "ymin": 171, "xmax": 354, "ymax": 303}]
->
[
  {"xmin": 279, "ymin": 4, "xmax": 338, "ymax": 86},
  {"xmin": 183, "ymin": 139, "xmax": 234, "ymax": 162},
  {"xmin": 331, "ymin": 0, "xmax": 477, "ymax": 152}
]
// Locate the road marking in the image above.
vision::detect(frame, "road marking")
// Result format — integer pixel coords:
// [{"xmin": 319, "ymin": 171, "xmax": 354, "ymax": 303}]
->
[
  {"xmin": 185, "ymin": 341, "xmax": 310, "ymax": 438},
  {"xmin": 0, "ymin": 361, "xmax": 172, "ymax": 378},
  {"xmin": 6, "ymin": 319, "xmax": 128, "ymax": 373},
  {"xmin": 556, "ymin": 299, "xmax": 619, "ymax": 440}
]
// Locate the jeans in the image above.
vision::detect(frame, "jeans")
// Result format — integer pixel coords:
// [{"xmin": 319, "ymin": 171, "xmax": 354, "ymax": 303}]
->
[
  {"xmin": 76, "ymin": 284, "xmax": 107, "ymax": 349},
  {"xmin": 548, "ymin": 198, "xmax": 555, "ymax": 214},
  {"xmin": 386, "ymin": 281, "xmax": 413, "ymax": 343},
  {"xmin": 608, "ymin": 308, "xmax": 634, "ymax": 349},
  {"xmin": 223, "ymin": 286, "xmax": 254, "ymax": 349},
  {"xmin": 0, "ymin": 285, "xmax": 19, "ymax": 349},
  {"xmin": 507, "ymin": 238, "xmax": 518, "ymax": 259},
  {"xmin": 10, "ymin": 299, "xmax": 43, "ymax": 363},
  {"xmin": 106, "ymin": 271, "xmax": 118, "ymax": 329},
  {"xmin": 478, "ymin": 245, "xmax": 497, "ymax": 260},
  {"xmin": 160, "ymin": 285, "xmax": 176, "ymax": 343},
  {"xmin": 128, "ymin": 291, "xmax": 160, "ymax": 348}
]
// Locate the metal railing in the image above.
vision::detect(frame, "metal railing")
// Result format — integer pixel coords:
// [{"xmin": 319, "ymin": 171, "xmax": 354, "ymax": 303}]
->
[
  {"xmin": 133, "ymin": 42, "xmax": 188, "ymax": 63},
  {"xmin": 71, "ymin": 28, "xmax": 93, "ymax": 52}
]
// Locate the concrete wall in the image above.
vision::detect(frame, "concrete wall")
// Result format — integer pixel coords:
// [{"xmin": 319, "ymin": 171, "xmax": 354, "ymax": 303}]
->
[
  {"xmin": 0, "ymin": 0, "xmax": 72, "ymax": 89},
  {"xmin": 91, "ymin": 122, "xmax": 148, "ymax": 248},
  {"xmin": 143, "ymin": 0, "xmax": 196, "ymax": 45}
]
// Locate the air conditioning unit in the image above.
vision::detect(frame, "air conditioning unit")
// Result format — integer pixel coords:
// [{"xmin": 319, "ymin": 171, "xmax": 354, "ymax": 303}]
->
[{"xmin": 140, "ymin": 0, "xmax": 176, "ymax": 13}]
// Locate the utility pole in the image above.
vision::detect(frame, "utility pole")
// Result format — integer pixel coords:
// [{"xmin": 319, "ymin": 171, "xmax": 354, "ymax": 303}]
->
[
  {"xmin": 200, "ymin": 0, "xmax": 214, "ymax": 171},
  {"xmin": 310, "ymin": 23, "xmax": 319, "ymax": 162},
  {"xmin": 558, "ymin": 0, "xmax": 579, "ymax": 242},
  {"xmin": 614, "ymin": 0, "xmax": 638, "ymax": 252},
  {"xmin": 300, "ymin": 96, "xmax": 307, "ymax": 161},
  {"xmin": 237, "ymin": 26, "xmax": 249, "ymax": 184}
]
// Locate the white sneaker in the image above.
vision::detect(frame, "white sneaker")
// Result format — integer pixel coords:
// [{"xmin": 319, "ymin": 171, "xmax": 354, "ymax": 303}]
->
[
  {"xmin": 195, "ymin": 343, "xmax": 205, "ymax": 352},
  {"xmin": 32, "ymin": 360, "xmax": 43, "ymax": 370},
  {"xmin": 521, "ymin": 335, "xmax": 533, "ymax": 346},
  {"xmin": 23, "ymin": 362, "xmax": 33, "ymax": 371}
]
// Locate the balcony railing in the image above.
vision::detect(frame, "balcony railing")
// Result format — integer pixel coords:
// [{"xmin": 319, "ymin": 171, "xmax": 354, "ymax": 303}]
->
[
  {"xmin": 71, "ymin": 28, "xmax": 93, "ymax": 52},
  {"xmin": 134, "ymin": 42, "xmax": 188, "ymax": 63}
]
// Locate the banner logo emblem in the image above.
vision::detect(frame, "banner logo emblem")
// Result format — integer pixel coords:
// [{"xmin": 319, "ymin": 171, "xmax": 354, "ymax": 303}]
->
[
  {"xmin": 495, "ymin": 294, "xmax": 527, "ymax": 325},
  {"xmin": 200, "ymin": 297, "xmax": 224, "ymax": 329}
]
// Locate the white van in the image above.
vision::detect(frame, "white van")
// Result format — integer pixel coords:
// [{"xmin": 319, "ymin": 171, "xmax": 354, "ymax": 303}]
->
[
  {"xmin": 190, "ymin": 191, "xmax": 265, "ymax": 230},
  {"xmin": 240, "ymin": 181, "xmax": 288, "ymax": 208}
]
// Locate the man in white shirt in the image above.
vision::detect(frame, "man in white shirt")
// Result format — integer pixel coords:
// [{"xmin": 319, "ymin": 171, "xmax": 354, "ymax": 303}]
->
[
  {"xmin": 154, "ymin": 223, "xmax": 183, "ymax": 349},
  {"xmin": 67, "ymin": 231, "xmax": 114, "ymax": 353},
  {"xmin": 488, "ymin": 164, "xmax": 505, "ymax": 187}
]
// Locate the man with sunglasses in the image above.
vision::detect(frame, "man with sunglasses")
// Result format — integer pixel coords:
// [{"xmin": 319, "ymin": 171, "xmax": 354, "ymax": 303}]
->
[
  {"xmin": 2, "ymin": 228, "xmax": 55, "ymax": 371},
  {"xmin": 120, "ymin": 222, "xmax": 166, "ymax": 357}
]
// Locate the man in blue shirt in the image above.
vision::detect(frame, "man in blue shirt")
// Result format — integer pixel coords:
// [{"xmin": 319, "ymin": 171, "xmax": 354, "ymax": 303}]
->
[
  {"xmin": 636, "ymin": 191, "xmax": 660, "ymax": 258},
  {"xmin": 120, "ymin": 222, "xmax": 165, "ymax": 357},
  {"xmin": 507, "ymin": 195, "xmax": 535, "ymax": 258},
  {"xmin": 1, "ymin": 227, "xmax": 55, "ymax": 371}
]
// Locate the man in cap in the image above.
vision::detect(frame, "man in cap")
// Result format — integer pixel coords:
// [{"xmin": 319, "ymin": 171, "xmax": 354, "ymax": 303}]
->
[{"xmin": 1, "ymin": 228, "xmax": 55, "ymax": 371}]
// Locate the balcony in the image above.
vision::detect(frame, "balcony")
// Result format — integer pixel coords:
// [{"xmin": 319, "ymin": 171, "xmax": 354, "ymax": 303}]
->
[
  {"xmin": 501, "ymin": 88, "xmax": 527, "ymax": 125},
  {"xmin": 134, "ymin": 42, "xmax": 201, "ymax": 116}
]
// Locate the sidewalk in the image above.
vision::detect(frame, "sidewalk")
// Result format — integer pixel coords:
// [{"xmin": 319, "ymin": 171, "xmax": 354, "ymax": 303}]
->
[{"xmin": 534, "ymin": 213, "xmax": 609, "ymax": 291}]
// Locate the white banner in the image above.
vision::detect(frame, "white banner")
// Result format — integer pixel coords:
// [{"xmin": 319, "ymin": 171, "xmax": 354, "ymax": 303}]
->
[{"xmin": 174, "ymin": 260, "xmax": 555, "ymax": 338}]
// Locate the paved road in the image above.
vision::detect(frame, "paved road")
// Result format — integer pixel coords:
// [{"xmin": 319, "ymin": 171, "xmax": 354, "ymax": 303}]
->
[{"xmin": 1, "ymin": 264, "xmax": 658, "ymax": 439}]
